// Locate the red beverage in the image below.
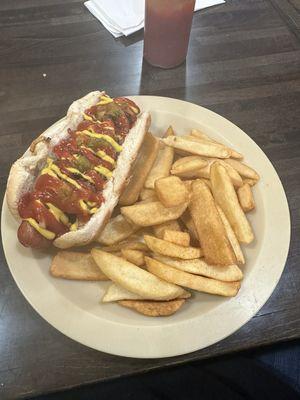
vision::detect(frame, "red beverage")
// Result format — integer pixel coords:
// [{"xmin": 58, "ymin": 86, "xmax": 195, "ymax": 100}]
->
[{"xmin": 144, "ymin": 0, "xmax": 196, "ymax": 68}]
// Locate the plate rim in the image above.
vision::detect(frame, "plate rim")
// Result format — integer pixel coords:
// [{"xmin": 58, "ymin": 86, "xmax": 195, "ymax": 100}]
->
[{"xmin": 1, "ymin": 95, "xmax": 291, "ymax": 358}]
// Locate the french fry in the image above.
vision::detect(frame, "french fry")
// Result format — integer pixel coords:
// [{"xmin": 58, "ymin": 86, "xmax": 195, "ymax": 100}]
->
[
  {"xmin": 171, "ymin": 156, "xmax": 208, "ymax": 175},
  {"xmin": 224, "ymin": 159, "xmax": 260, "ymax": 180},
  {"xmin": 153, "ymin": 220, "xmax": 181, "ymax": 239},
  {"xmin": 237, "ymin": 183, "xmax": 255, "ymax": 212},
  {"xmin": 100, "ymin": 241, "xmax": 149, "ymax": 253},
  {"xmin": 91, "ymin": 250, "xmax": 186, "ymax": 300},
  {"xmin": 216, "ymin": 205, "xmax": 245, "ymax": 265},
  {"xmin": 146, "ymin": 257, "xmax": 241, "ymax": 297},
  {"xmin": 121, "ymin": 249, "xmax": 145, "ymax": 266},
  {"xmin": 162, "ymin": 136, "xmax": 230, "ymax": 158},
  {"xmin": 163, "ymin": 230, "xmax": 190, "ymax": 247},
  {"xmin": 210, "ymin": 163, "xmax": 254, "ymax": 244},
  {"xmin": 191, "ymin": 129, "xmax": 243, "ymax": 159},
  {"xmin": 50, "ymin": 251, "xmax": 108, "ymax": 281},
  {"xmin": 183, "ymin": 159, "xmax": 243, "ymax": 188},
  {"xmin": 243, "ymin": 178, "xmax": 258, "ymax": 187},
  {"xmin": 154, "ymin": 254, "xmax": 243, "ymax": 282},
  {"xmin": 97, "ymin": 214, "xmax": 139, "ymax": 245},
  {"xmin": 118, "ymin": 299, "xmax": 186, "ymax": 317},
  {"xmin": 102, "ymin": 283, "xmax": 191, "ymax": 302},
  {"xmin": 189, "ymin": 180, "xmax": 236, "ymax": 265},
  {"xmin": 201, "ymin": 178, "xmax": 212, "ymax": 190},
  {"xmin": 155, "ymin": 176, "xmax": 189, "ymax": 207},
  {"xmin": 180, "ymin": 210, "xmax": 199, "ymax": 243},
  {"xmin": 144, "ymin": 126, "xmax": 174, "ymax": 189},
  {"xmin": 121, "ymin": 201, "xmax": 188, "ymax": 227},
  {"xmin": 140, "ymin": 188, "xmax": 157, "ymax": 201},
  {"xmin": 119, "ymin": 132, "xmax": 160, "ymax": 206},
  {"xmin": 144, "ymin": 235, "xmax": 201, "ymax": 259}
]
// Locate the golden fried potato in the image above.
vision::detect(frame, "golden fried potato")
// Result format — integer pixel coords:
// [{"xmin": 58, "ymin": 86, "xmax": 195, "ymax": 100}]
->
[
  {"xmin": 224, "ymin": 159, "xmax": 259, "ymax": 180},
  {"xmin": 163, "ymin": 230, "xmax": 190, "ymax": 247},
  {"xmin": 154, "ymin": 254, "xmax": 243, "ymax": 282},
  {"xmin": 216, "ymin": 205, "xmax": 245, "ymax": 265},
  {"xmin": 102, "ymin": 283, "xmax": 190, "ymax": 302},
  {"xmin": 144, "ymin": 235, "xmax": 201, "ymax": 259},
  {"xmin": 91, "ymin": 249, "xmax": 186, "ymax": 300},
  {"xmin": 121, "ymin": 249, "xmax": 145, "ymax": 266},
  {"xmin": 144, "ymin": 126, "xmax": 175, "ymax": 189},
  {"xmin": 162, "ymin": 136, "xmax": 230, "ymax": 158},
  {"xmin": 152, "ymin": 220, "xmax": 181, "ymax": 239},
  {"xmin": 140, "ymin": 188, "xmax": 157, "ymax": 201},
  {"xmin": 190, "ymin": 129, "xmax": 243, "ymax": 159},
  {"xmin": 237, "ymin": 183, "xmax": 255, "ymax": 212},
  {"xmin": 210, "ymin": 163, "xmax": 254, "ymax": 244},
  {"xmin": 243, "ymin": 178, "xmax": 258, "ymax": 187},
  {"xmin": 180, "ymin": 210, "xmax": 199, "ymax": 243},
  {"xmin": 121, "ymin": 201, "xmax": 188, "ymax": 227},
  {"xmin": 146, "ymin": 257, "xmax": 240, "ymax": 297},
  {"xmin": 154, "ymin": 176, "xmax": 189, "ymax": 208},
  {"xmin": 50, "ymin": 251, "xmax": 108, "ymax": 281},
  {"xmin": 188, "ymin": 180, "xmax": 236, "ymax": 265},
  {"xmin": 100, "ymin": 241, "xmax": 149, "ymax": 253},
  {"xmin": 118, "ymin": 299, "xmax": 186, "ymax": 317},
  {"xmin": 97, "ymin": 214, "xmax": 139, "ymax": 245},
  {"xmin": 119, "ymin": 132, "xmax": 160, "ymax": 206},
  {"xmin": 185, "ymin": 159, "xmax": 243, "ymax": 188},
  {"xmin": 171, "ymin": 156, "xmax": 207, "ymax": 175}
]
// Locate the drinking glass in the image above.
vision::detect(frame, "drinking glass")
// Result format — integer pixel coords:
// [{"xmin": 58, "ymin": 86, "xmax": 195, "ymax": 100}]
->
[{"xmin": 144, "ymin": 0, "xmax": 196, "ymax": 68}]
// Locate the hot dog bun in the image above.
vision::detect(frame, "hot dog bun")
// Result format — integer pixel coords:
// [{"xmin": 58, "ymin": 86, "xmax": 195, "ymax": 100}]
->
[{"xmin": 6, "ymin": 91, "xmax": 150, "ymax": 249}]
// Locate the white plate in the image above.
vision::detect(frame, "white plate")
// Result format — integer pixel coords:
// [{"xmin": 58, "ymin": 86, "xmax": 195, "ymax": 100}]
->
[{"xmin": 1, "ymin": 96, "xmax": 290, "ymax": 359}]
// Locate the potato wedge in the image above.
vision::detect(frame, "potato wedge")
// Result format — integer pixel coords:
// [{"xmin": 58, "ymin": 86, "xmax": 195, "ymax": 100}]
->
[
  {"xmin": 121, "ymin": 249, "xmax": 145, "ymax": 266},
  {"xmin": 140, "ymin": 188, "xmax": 157, "ymax": 201},
  {"xmin": 243, "ymin": 178, "xmax": 258, "ymax": 187},
  {"xmin": 144, "ymin": 127, "xmax": 175, "ymax": 189},
  {"xmin": 97, "ymin": 214, "xmax": 139, "ymax": 245},
  {"xmin": 102, "ymin": 283, "xmax": 191, "ymax": 302},
  {"xmin": 180, "ymin": 210, "xmax": 199, "ymax": 243},
  {"xmin": 155, "ymin": 176, "xmax": 189, "ymax": 207},
  {"xmin": 153, "ymin": 220, "xmax": 181, "ymax": 239},
  {"xmin": 224, "ymin": 159, "xmax": 260, "ymax": 180},
  {"xmin": 162, "ymin": 136, "xmax": 230, "ymax": 158},
  {"xmin": 100, "ymin": 241, "xmax": 149, "ymax": 253},
  {"xmin": 237, "ymin": 183, "xmax": 255, "ymax": 212},
  {"xmin": 189, "ymin": 180, "xmax": 236, "ymax": 265},
  {"xmin": 190, "ymin": 129, "xmax": 243, "ymax": 159},
  {"xmin": 146, "ymin": 257, "xmax": 240, "ymax": 297},
  {"xmin": 171, "ymin": 156, "xmax": 208, "ymax": 175},
  {"xmin": 210, "ymin": 163, "xmax": 254, "ymax": 244},
  {"xmin": 119, "ymin": 132, "xmax": 160, "ymax": 206},
  {"xmin": 121, "ymin": 201, "xmax": 188, "ymax": 227},
  {"xmin": 118, "ymin": 299, "xmax": 185, "ymax": 317},
  {"xmin": 50, "ymin": 251, "xmax": 108, "ymax": 281},
  {"xmin": 154, "ymin": 254, "xmax": 243, "ymax": 282},
  {"xmin": 91, "ymin": 250, "xmax": 186, "ymax": 300},
  {"xmin": 184, "ymin": 159, "xmax": 242, "ymax": 188},
  {"xmin": 201, "ymin": 178, "xmax": 212, "ymax": 190},
  {"xmin": 163, "ymin": 230, "xmax": 190, "ymax": 247},
  {"xmin": 216, "ymin": 205, "xmax": 245, "ymax": 265},
  {"xmin": 144, "ymin": 235, "xmax": 201, "ymax": 259}
]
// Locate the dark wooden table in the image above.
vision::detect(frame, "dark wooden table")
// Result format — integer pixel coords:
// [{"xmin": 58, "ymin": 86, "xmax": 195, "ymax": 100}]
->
[{"xmin": 0, "ymin": 0, "xmax": 299, "ymax": 398}]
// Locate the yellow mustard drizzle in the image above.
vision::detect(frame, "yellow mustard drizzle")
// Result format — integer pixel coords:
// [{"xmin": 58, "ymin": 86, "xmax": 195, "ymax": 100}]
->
[
  {"xmin": 25, "ymin": 218, "xmax": 56, "ymax": 240},
  {"xmin": 79, "ymin": 130, "xmax": 122, "ymax": 153},
  {"xmin": 65, "ymin": 167, "xmax": 95, "ymax": 184}
]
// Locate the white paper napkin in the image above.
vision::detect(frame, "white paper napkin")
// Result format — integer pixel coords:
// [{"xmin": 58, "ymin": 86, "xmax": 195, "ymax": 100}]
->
[{"xmin": 85, "ymin": 0, "xmax": 225, "ymax": 38}]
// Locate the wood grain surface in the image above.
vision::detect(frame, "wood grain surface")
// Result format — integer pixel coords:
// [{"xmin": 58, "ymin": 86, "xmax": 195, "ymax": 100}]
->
[{"xmin": 0, "ymin": 0, "xmax": 299, "ymax": 398}]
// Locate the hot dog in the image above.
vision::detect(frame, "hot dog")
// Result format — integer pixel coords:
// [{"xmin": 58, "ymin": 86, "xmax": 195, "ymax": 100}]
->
[{"xmin": 6, "ymin": 91, "xmax": 150, "ymax": 249}]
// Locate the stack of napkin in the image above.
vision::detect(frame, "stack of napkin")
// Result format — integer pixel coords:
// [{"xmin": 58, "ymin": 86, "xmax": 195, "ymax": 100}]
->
[{"xmin": 85, "ymin": 0, "xmax": 225, "ymax": 38}]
